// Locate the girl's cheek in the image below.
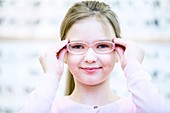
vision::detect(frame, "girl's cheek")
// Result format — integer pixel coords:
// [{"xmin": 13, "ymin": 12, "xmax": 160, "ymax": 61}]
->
[
  {"xmin": 67, "ymin": 55, "xmax": 82, "ymax": 64},
  {"xmin": 100, "ymin": 53, "xmax": 116, "ymax": 62}
]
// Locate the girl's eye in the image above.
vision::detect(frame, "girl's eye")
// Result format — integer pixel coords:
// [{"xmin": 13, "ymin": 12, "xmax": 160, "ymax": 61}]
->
[
  {"xmin": 97, "ymin": 44, "xmax": 110, "ymax": 49},
  {"xmin": 71, "ymin": 44, "xmax": 85, "ymax": 49}
]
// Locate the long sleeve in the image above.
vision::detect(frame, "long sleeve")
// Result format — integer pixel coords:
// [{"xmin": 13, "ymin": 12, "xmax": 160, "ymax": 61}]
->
[
  {"xmin": 20, "ymin": 74, "xmax": 59, "ymax": 113},
  {"xmin": 124, "ymin": 62, "xmax": 170, "ymax": 113}
]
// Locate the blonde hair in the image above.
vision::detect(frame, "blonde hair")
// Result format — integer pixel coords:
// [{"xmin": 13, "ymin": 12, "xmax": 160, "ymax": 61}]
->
[{"xmin": 60, "ymin": 1, "xmax": 121, "ymax": 95}]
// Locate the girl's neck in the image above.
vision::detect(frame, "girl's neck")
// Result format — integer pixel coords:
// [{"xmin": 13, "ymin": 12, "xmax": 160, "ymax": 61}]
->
[{"xmin": 69, "ymin": 79, "xmax": 120, "ymax": 106}]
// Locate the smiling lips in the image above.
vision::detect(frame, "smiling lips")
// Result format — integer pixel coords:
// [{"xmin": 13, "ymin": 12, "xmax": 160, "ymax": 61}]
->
[{"xmin": 80, "ymin": 67, "xmax": 102, "ymax": 74}]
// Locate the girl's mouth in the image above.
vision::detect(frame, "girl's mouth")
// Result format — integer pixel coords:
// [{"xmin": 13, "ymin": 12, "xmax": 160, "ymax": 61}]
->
[{"xmin": 80, "ymin": 67, "xmax": 102, "ymax": 74}]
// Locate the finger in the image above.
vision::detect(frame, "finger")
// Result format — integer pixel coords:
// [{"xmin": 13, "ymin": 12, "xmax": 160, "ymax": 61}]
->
[
  {"xmin": 53, "ymin": 39, "xmax": 69, "ymax": 53},
  {"xmin": 114, "ymin": 38, "xmax": 128, "ymax": 48},
  {"xmin": 39, "ymin": 56, "xmax": 46, "ymax": 72},
  {"xmin": 56, "ymin": 39, "xmax": 69, "ymax": 58}
]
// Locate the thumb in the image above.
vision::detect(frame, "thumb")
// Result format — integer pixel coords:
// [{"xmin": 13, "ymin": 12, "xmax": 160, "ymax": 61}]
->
[
  {"xmin": 58, "ymin": 48, "xmax": 67, "ymax": 62},
  {"xmin": 115, "ymin": 46, "xmax": 127, "ymax": 69},
  {"xmin": 115, "ymin": 46, "xmax": 124, "ymax": 60}
]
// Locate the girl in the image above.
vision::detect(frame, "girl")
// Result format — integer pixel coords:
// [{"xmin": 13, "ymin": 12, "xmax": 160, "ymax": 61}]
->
[{"xmin": 20, "ymin": 1, "xmax": 169, "ymax": 113}]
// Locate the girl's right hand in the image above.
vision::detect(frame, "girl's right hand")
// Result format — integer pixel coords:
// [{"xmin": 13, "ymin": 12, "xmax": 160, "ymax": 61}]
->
[
  {"xmin": 114, "ymin": 38, "xmax": 144, "ymax": 70},
  {"xmin": 39, "ymin": 39, "xmax": 69, "ymax": 81}
]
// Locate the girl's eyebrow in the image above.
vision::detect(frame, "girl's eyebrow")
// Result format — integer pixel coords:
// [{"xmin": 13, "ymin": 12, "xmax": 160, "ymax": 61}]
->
[
  {"xmin": 69, "ymin": 40, "xmax": 84, "ymax": 43},
  {"xmin": 69, "ymin": 40, "xmax": 113, "ymax": 44},
  {"xmin": 69, "ymin": 38, "xmax": 112, "ymax": 42},
  {"xmin": 98, "ymin": 39, "xmax": 112, "ymax": 41}
]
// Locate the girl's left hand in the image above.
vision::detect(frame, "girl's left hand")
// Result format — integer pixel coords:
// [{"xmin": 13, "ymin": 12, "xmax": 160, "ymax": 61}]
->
[
  {"xmin": 114, "ymin": 38, "xmax": 144, "ymax": 70},
  {"xmin": 39, "ymin": 39, "xmax": 68, "ymax": 81}
]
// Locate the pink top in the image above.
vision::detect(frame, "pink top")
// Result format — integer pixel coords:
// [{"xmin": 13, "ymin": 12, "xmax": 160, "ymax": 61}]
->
[
  {"xmin": 20, "ymin": 62, "xmax": 170, "ymax": 113},
  {"xmin": 51, "ymin": 96, "xmax": 136, "ymax": 113}
]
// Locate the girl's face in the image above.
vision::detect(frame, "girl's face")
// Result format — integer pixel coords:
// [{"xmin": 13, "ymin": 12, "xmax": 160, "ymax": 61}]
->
[{"xmin": 65, "ymin": 17, "xmax": 117, "ymax": 86}]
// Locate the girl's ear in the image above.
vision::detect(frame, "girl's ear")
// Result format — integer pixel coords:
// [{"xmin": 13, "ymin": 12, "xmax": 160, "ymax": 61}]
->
[
  {"xmin": 114, "ymin": 51, "xmax": 119, "ymax": 63},
  {"xmin": 64, "ymin": 53, "xmax": 68, "ymax": 64}
]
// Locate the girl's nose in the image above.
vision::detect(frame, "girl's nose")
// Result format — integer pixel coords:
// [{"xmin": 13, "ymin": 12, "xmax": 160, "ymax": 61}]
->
[{"xmin": 83, "ymin": 48, "xmax": 97, "ymax": 63}]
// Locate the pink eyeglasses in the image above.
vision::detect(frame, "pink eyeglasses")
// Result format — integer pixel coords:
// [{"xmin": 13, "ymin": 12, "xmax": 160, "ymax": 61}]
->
[{"xmin": 67, "ymin": 40, "xmax": 115, "ymax": 55}]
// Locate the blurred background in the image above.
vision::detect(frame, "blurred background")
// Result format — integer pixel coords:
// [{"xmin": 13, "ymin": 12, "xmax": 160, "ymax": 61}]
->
[{"xmin": 0, "ymin": 0, "xmax": 170, "ymax": 113}]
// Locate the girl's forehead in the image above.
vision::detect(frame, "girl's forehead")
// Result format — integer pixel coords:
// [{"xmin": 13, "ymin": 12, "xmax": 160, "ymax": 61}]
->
[
  {"xmin": 68, "ymin": 37, "xmax": 112, "ymax": 44},
  {"xmin": 67, "ymin": 17, "xmax": 115, "ymax": 40},
  {"xmin": 66, "ymin": 17, "xmax": 115, "ymax": 41}
]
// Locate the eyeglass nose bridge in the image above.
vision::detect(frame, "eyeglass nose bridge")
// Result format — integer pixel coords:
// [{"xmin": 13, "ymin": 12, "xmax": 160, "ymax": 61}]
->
[{"xmin": 84, "ymin": 45, "xmax": 96, "ymax": 54}]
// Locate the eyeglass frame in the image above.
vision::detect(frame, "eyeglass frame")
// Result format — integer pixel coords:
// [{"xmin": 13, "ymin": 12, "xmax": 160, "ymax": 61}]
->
[{"xmin": 66, "ymin": 40, "xmax": 115, "ymax": 55}]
